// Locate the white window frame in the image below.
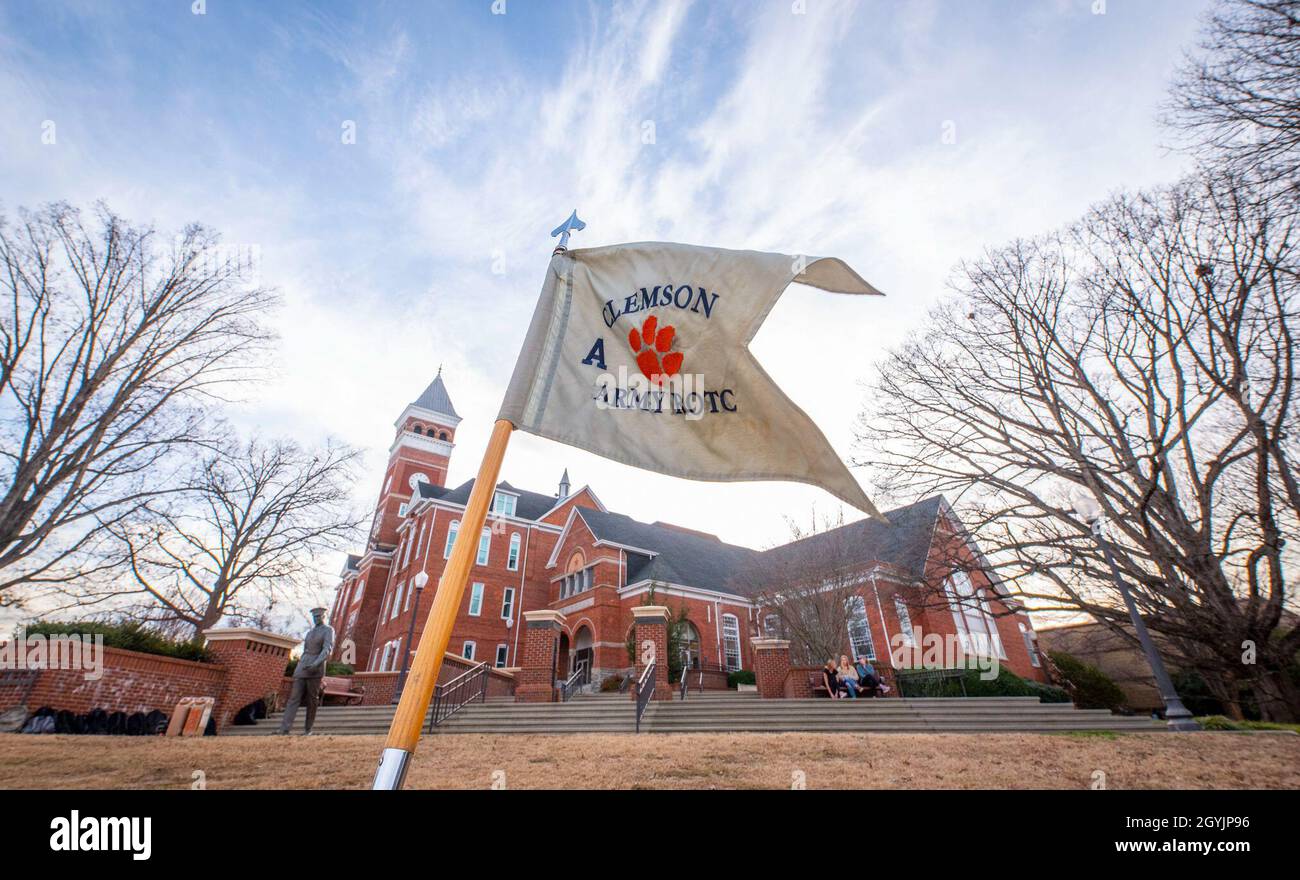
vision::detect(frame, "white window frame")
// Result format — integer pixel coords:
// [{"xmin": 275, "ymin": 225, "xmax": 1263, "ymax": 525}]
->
[
  {"xmin": 721, "ymin": 613, "xmax": 742, "ymax": 672},
  {"xmin": 1020, "ymin": 622, "xmax": 1041, "ymax": 667},
  {"xmin": 491, "ymin": 492, "xmax": 517, "ymax": 517},
  {"xmin": 462, "ymin": 640, "xmax": 476, "ymax": 661},
  {"xmin": 390, "ymin": 581, "xmax": 405, "ymax": 620},
  {"xmin": 495, "ymin": 644, "xmax": 509, "ymax": 668},
  {"xmin": 476, "ymin": 528, "xmax": 491, "ymax": 566},
  {"xmin": 947, "ymin": 571, "xmax": 1006, "ymax": 660},
  {"xmin": 501, "ymin": 586, "xmax": 515, "ymax": 621},
  {"xmin": 846, "ymin": 595, "xmax": 877, "ymax": 661},
  {"xmin": 468, "ymin": 582, "xmax": 484, "ymax": 617},
  {"xmin": 444, "ymin": 520, "xmax": 459, "ymax": 559},
  {"xmin": 507, "ymin": 533, "xmax": 521, "ymax": 571},
  {"xmin": 893, "ymin": 595, "xmax": 916, "ymax": 647}
]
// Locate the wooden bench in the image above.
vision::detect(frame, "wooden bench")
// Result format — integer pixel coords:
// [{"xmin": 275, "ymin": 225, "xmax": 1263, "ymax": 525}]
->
[{"xmin": 321, "ymin": 676, "xmax": 363, "ymax": 705}]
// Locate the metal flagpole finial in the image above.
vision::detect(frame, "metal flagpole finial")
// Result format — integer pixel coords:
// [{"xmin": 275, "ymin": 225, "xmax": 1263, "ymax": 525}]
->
[{"xmin": 551, "ymin": 209, "xmax": 586, "ymax": 255}]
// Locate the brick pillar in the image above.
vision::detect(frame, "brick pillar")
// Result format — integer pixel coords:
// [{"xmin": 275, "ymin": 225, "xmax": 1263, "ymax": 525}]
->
[
  {"xmin": 516, "ymin": 610, "xmax": 566, "ymax": 703},
  {"xmin": 752, "ymin": 638, "xmax": 792, "ymax": 699},
  {"xmin": 203, "ymin": 627, "xmax": 300, "ymax": 732},
  {"xmin": 632, "ymin": 605, "xmax": 672, "ymax": 702}
]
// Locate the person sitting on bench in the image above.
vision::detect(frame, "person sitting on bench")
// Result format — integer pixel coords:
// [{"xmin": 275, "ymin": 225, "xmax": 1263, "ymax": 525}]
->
[
  {"xmin": 855, "ymin": 656, "xmax": 891, "ymax": 697},
  {"xmin": 837, "ymin": 655, "xmax": 861, "ymax": 698},
  {"xmin": 822, "ymin": 660, "xmax": 844, "ymax": 699}
]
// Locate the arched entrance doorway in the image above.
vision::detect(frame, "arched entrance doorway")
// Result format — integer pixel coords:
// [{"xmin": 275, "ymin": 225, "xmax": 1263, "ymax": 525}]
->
[
  {"xmin": 572, "ymin": 625, "xmax": 593, "ymax": 685},
  {"xmin": 680, "ymin": 620, "xmax": 701, "ymax": 670}
]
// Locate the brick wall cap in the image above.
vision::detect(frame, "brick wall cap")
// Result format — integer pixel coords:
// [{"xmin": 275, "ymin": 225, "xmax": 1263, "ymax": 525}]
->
[
  {"xmin": 631, "ymin": 605, "xmax": 671, "ymax": 621},
  {"xmin": 202, "ymin": 627, "xmax": 300, "ymax": 651},
  {"xmin": 522, "ymin": 610, "xmax": 567, "ymax": 626},
  {"xmin": 752, "ymin": 638, "xmax": 791, "ymax": 649}
]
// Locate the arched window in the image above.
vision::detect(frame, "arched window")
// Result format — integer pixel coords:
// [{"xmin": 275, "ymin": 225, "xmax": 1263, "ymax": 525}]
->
[
  {"xmin": 413, "ymin": 426, "xmax": 423, "ymax": 435},
  {"xmin": 444, "ymin": 520, "xmax": 459, "ymax": 558},
  {"xmin": 476, "ymin": 528, "xmax": 491, "ymax": 565},
  {"xmin": 507, "ymin": 533, "xmax": 521, "ymax": 571},
  {"xmin": 439, "ymin": 431, "xmax": 448, "ymax": 440}
]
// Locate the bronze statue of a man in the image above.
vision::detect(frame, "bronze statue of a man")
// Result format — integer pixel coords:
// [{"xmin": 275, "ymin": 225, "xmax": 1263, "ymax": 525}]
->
[{"xmin": 278, "ymin": 607, "xmax": 335, "ymax": 735}]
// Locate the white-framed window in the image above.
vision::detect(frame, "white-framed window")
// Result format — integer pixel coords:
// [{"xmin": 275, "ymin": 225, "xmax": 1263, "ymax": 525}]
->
[
  {"xmin": 390, "ymin": 582, "xmax": 405, "ymax": 620},
  {"xmin": 468, "ymin": 582, "xmax": 484, "ymax": 616},
  {"xmin": 353, "ymin": 579, "xmax": 366, "ymax": 603},
  {"xmin": 1020, "ymin": 622, "xmax": 1041, "ymax": 667},
  {"xmin": 846, "ymin": 595, "xmax": 876, "ymax": 660},
  {"xmin": 402, "ymin": 533, "xmax": 413, "ymax": 568},
  {"xmin": 444, "ymin": 520, "xmax": 459, "ymax": 559},
  {"xmin": 507, "ymin": 533, "xmax": 521, "ymax": 571},
  {"xmin": 893, "ymin": 595, "xmax": 916, "ymax": 646},
  {"xmin": 462, "ymin": 641, "xmax": 476, "ymax": 661},
  {"xmin": 495, "ymin": 644, "xmax": 509, "ymax": 668},
  {"xmin": 501, "ymin": 587, "xmax": 515, "ymax": 620},
  {"xmin": 477, "ymin": 529, "xmax": 491, "ymax": 565},
  {"xmin": 379, "ymin": 641, "xmax": 393, "ymax": 671},
  {"xmin": 380, "ymin": 591, "xmax": 391, "ymax": 622},
  {"xmin": 404, "ymin": 579, "xmax": 414, "ymax": 611},
  {"xmin": 416, "ymin": 518, "xmax": 427, "ymax": 558},
  {"xmin": 560, "ymin": 567, "xmax": 592, "ymax": 598},
  {"xmin": 492, "ymin": 491, "xmax": 517, "ymax": 517},
  {"xmin": 946, "ymin": 571, "xmax": 1006, "ymax": 659},
  {"xmin": 721, "ymin": 613, "xmax": 742, "ymax": 671}
]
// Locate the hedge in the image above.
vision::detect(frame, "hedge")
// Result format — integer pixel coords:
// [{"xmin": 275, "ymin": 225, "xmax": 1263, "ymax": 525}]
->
[
  {"xmin": 1047, "ymin": 651, "xmax": 1126, "ymax": 711},
  {"xmin": 22, "ymin": 620, "xmax": 212, "ymax": 663}
]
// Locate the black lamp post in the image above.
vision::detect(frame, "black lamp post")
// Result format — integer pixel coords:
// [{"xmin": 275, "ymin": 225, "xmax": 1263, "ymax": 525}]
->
[
  {"xmin": 393, "ymin": 571, "xmax": 429, "ymax": 704},
  {"xmin": 1074, "ymin": 495, "xmax": 1200, "ymax": 731}
]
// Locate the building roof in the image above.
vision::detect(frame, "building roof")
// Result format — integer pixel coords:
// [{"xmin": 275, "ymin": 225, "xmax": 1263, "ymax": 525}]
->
[
  {"xmin": 412, "ymin": 371, "xmax": 459, "ymax": 419},
  {"xmin": 417, "ymin": 479, "xmax": 561, "ymax": 521},
  {"xmin": 578, "ymin": 508, "xmax": 760, "ymax": 597},
  {"xmin": 759, "ymin": 494, "xmax": 943, "ymax": 582}
]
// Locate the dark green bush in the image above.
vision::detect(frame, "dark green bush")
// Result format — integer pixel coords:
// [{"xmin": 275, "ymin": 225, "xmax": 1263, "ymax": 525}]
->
[
  {"xmin": 727, "ymin": 669, "xmax": 756, "ymax": 688},
  {"xmin": 1048, "ymin": 651, "xmax": 1126, "ymax": 711},
  {"xmin": 23, "ymin": 620, "xmax": 212, "ymax": 663},
  {"xmin": 1171, "ymin": 670, "xmax": 1227, "ymax": 716},
  {"xmin": 896, "ymin": 664, "xmax": 1069, "ymax": 703}
]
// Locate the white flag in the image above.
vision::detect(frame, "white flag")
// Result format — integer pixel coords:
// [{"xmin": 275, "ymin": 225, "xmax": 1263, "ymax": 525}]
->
[{"xmin": 499, "ymin": 241, "xmax": 885, "ymax": 519}]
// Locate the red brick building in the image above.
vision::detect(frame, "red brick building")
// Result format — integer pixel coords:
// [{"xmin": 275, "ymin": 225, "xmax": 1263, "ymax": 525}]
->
[{"xmin": 329, "ymin": 372, "xmax": 1048, "ymax": 688}]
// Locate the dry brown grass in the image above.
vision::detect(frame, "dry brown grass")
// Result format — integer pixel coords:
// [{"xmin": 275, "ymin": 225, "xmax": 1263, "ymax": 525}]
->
[{"xmin": 0, "ymin": 731, "xmax": 1296, "ymax": 789}]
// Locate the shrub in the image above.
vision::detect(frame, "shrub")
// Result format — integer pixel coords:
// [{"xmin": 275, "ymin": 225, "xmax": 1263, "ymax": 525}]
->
[
  {"xmin": 1196, "ymin": 715, "xmax": 1300, "ymax": 734},
  {"xmin": 599, "ymin": 675, "xmax": 624, "ymax": 693},
  {"xmin": 896, "ymin": 664, "xmax": 1069, "ymax": 703},
  {"xmin": 1171, "ymin": 670, "xmax": 1227, "ymax": 716},
  {"xmin": 23, "ymin": 620, "xmax": 212, "ymax": 663},
  {"xmin": 727, "ymin": 669, "xmax": 756, "ymax": 688},
  {"xmin": 1048, "ymin": 651, "xmax": 1126, "ymax": 711}
]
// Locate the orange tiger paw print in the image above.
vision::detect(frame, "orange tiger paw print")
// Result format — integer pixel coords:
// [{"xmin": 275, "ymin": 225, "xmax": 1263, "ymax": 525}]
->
[{"xmin": 627, "ymin": 315, "xmax": 683, "ymax": 383}]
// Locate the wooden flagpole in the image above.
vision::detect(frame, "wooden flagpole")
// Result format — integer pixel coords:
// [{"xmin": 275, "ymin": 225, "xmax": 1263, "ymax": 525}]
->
[
  {"xmin": 371, "ymin": 211, "xmax": 583, "ymax": 790},
  {"xmin": 372, "ymin": 418, "xmax": 512, "ymax": 789}
]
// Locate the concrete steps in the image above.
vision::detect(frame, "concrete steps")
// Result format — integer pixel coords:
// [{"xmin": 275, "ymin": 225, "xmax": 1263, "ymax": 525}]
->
[{"xmin": 224, "ymin": 693, "xmax": 1162, "ymax": 736}]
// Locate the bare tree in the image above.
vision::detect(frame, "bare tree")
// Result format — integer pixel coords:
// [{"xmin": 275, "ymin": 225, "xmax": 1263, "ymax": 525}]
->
[
  {"xmin": 739, "ymin": 510, "xmax": 866, "ymax": 667},
  {"xmin": 1165, "ymin": 0, "xmax": 1300, "ymax": 188},
  {"xmin": 0, "ymin": 202, "xmax": 274, "ymax": 601},
  {"xmin": 71, "ymin": 435, "xmax": 364, "ymax": 636},
  {"xmin": 857, "ymin": 170, "xmax": 1300, "ymax": 720}
]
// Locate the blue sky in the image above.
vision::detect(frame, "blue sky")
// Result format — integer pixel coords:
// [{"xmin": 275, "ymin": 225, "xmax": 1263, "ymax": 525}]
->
[{"xmin": 1, "ymin": 0, "xmax": 1211, "ymax": 613}]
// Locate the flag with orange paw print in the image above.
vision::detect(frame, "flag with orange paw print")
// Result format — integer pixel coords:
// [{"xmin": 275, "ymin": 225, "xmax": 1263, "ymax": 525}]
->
[{"xmin": 499, "ymin": 241, "xmax": 886, "ymax": 520}]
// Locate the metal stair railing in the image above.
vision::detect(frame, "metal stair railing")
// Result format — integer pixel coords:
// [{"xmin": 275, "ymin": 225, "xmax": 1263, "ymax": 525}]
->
[
  {"xmin": 635, "ymin": 660, "xmax": 655, "ymax": 733},
  {"xmin": 426, "ymin": 661, "xmax": 491, "ymax": 732}
]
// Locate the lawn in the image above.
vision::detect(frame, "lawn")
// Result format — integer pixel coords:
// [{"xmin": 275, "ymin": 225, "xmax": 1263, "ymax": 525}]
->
[{"xmin": 1, "ymin": 731, "xmax": 1297, "ymax": 790}]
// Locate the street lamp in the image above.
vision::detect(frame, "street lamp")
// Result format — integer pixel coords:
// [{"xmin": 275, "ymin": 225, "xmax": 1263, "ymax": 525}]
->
[
  {"xmin": 1071, "ymin": 492, "xmax": 1200, "ymax": 731},
  {"xmin": 393, "ymin": 571, "xmax": 430, "ymax": 704}
]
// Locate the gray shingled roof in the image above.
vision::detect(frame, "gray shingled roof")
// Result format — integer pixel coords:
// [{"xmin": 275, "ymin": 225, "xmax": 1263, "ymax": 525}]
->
[
  {"xmin": 578, "ymin": 508, "xmax": 761, "ymax": 597},
  {"xmin": 406, "ymin": 478, "xmax": 944, "ymax": 598},
  {"xmin": 759, "ymin": 495, "xmax": 943, "ymax": 582},
  {"xmin": 417, "ymin": 479, "xmax": 559, "ymax": 521},
  {"xmin": 412, "ymin": 372, "xmax": 459, "ymax": 418},
  {"xmin": 579, "ymin": 495, "xmax": 944, "ymax": 597}
]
